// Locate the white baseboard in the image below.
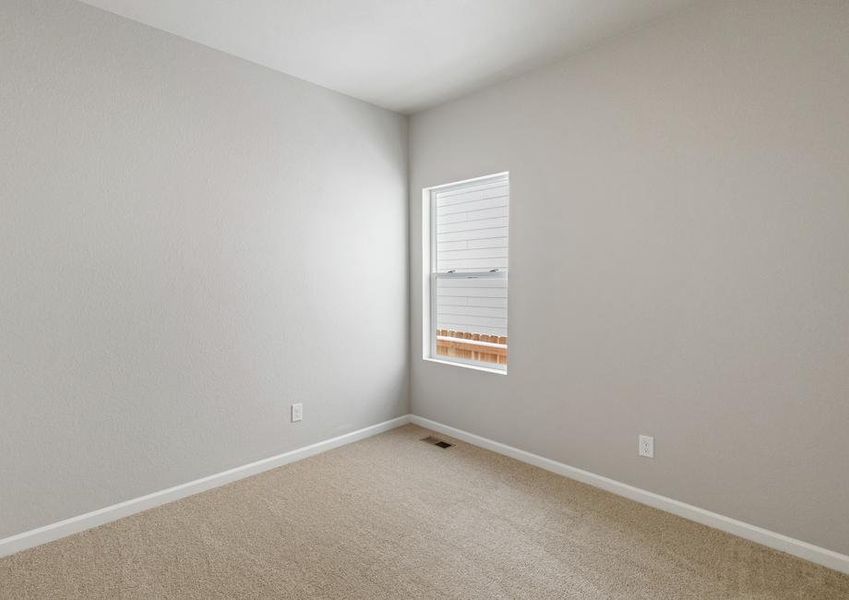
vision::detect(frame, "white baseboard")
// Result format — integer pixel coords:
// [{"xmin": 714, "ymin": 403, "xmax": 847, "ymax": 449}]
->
[
  {"xmin": 4, "ymin": 413, "xmax": 847, "ymax": 576},
  {"xmin": 409, "ymin": 415, "xmax": 849, "ymax": 576},
  {"xmin": 0, "ymin": 414, "xmax": 411, "ymax": 559}
]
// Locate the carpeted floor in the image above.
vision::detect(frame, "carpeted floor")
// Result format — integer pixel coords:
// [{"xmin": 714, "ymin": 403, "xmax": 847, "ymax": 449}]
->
[{"xmin": 1, "ymin": 424, "xmax": 848, "ymax": 599}]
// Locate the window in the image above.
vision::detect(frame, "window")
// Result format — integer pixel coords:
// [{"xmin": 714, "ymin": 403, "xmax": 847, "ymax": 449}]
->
[{"xmin": 423, "ymin": 173, "xmax": 509, "ymax": 372}]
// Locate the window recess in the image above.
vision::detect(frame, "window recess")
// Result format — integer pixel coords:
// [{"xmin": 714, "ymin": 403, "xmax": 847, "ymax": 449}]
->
[{"xmin": 424, "ymin": 172, "xmax": 509, "ymax": 372}]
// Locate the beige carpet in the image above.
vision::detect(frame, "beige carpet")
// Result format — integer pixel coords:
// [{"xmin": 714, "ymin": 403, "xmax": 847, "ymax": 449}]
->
[{"xmin": 1, "ymin": 424, "xmax": 847, "ymax": 599}]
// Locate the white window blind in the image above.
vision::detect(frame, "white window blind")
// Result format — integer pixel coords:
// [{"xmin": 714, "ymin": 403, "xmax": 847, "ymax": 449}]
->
[{"xmin": 427, "ymin": 173, "xmax": 509, "ymax": 371}]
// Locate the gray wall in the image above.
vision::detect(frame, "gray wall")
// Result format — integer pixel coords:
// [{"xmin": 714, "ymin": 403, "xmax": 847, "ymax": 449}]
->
[
  {"xmin": 409, "ymin": 0, "xmax": 849, "ymax": 555},
  {"xmin": 0, "ymin": 0, "xmax": 408, "ymax": 539}
]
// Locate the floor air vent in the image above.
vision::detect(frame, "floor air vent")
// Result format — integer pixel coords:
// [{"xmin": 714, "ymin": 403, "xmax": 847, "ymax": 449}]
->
[{"xmin": 421, "ymin": 436, "xmax": 454, "ymax": 449}]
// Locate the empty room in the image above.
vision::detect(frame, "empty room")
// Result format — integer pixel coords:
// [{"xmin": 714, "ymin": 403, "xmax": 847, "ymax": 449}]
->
[{"xmin": 1, "ymin": 0, "xmax": 848, "ymax": 598}]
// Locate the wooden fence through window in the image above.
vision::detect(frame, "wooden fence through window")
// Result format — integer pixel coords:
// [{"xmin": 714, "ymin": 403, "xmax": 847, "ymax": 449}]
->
[{"xmin": 436, "ymin": 330, "xmax": 507, "ymax": 366}]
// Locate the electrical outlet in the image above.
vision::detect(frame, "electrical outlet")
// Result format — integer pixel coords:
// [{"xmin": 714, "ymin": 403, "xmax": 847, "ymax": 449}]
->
[
  {"xmin": 291, "ymin": 403, "xmax": 303, "ymax": 423},
  {"xmin": 638, "ymin": 435, "xmax": 654, "ymax": 458}
]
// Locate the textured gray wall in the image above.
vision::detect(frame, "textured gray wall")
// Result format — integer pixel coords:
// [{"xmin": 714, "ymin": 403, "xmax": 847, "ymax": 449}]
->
[
  {"xmin": 410, "ymin": 0, "xmax": 849, "ymax": 554},
  {"xmin": 0, "ymin": 0, "xmax": 408, "ymax": 538}
]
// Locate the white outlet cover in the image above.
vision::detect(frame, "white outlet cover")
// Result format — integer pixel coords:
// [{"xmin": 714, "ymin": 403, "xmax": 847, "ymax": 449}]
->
[
  {"xmin": 638, "ymin": 434, "xmax": 654, "ymax": 458},
  {"xmin": 291, "ymin": 403, "xmax": 303, "ymax": 423}
]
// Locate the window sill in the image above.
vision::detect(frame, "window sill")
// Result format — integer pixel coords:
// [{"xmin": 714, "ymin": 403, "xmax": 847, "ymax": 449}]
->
[{"xmin": 423, "ymin": 357, "xmax": 507, "ymax": 375}]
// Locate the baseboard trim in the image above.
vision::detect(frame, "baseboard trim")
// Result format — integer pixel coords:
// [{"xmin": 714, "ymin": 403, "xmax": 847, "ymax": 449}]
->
[
  {"xmin": 5, "ymin": 413, "xmax": 846, "ymax": 575},
  {"xmin": 0, "ymin": 414, "xmax": 412, "ymax": 559},
  {"xmin": 409, "ymin": 415, "xmax": 849, "ymax": 575}
]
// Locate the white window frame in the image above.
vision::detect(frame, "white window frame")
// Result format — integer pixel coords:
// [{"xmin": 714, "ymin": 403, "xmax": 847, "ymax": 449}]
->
[{"xmin": 422, "ymin": 172, "xmax": 509, "ymax": 375}]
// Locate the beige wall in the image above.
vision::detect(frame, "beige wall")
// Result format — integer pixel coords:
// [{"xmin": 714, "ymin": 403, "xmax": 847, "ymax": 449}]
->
[
  {"xmin": 409, "ymin": 0, "xmax": 849, "ymax": 554},
  {"xmin": 0, "ymin": 0, "xmax": 408, "ymax": 538}
]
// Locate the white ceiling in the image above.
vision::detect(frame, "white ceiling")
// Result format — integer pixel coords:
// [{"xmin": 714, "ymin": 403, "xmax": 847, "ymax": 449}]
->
[{"xmin": 78, "ymin": 0, "xmax": 695, "ymax": 114}]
